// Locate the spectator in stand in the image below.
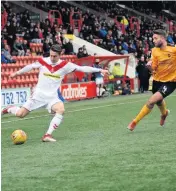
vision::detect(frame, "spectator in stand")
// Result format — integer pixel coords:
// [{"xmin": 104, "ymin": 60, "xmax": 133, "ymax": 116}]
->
[
  {"xmin": 77, "ymin": 47, "xmax": 85, "ymax": 58},
  {"xmin": 120, "ymin": 16, "xmax": 129, "ymax": 29},
  {"xmin": 63, "ymin": 39, "xmax": 74, "ymax": 55},
  {"xmin": 112, "ymin": 63, "xmax": 124, "ymax": 78},
  {"xmin": 29, "ymin": 28, "xmax": 34, "ymax": 40},
  {"xmin": 23, "ymin": 30, "xmax": 32, "ymax": 41},
  {"xmin": 97, "ymin": 40, "xmax": 106, "ymax": 49},
  {"xmin": 20, "ymin": 13, "xmax": 30, "ymax": 29},
  {"xmin": 40, "ymin": 19, "xmax": 51, "ymax": 37},
  {"xmin": 16, "ymin": 22, "xmax": 22, "ymax": 34},
  {"xmin": 81, "ymin": 25, "xmax": 91, "ymax": 39},
  {"xmin": 110, "ymin": 45, "xmax": 120, "ymax": 54},
  {"xmin": 82, "ymin": 45, "xmax": 89, "ymax": 57},
  {"xmin": 121, "ymin": 41, "xmax": 129, "ymax": 53},
  {"xmin": 13, "ymin": 38, "xmax": 25, "ymax": 56},
  {"xmin": 148, "ymin": 37, "xmax": 154, "ymax": 49},
  {"xmin": 128, "ymin": 43, "xmax": 136, "ymax": 53},
  {"xmin": 83, "ymin": 49, "xmax": 89, "ymax": 57},
  {"xmin": 32, "ymin": 27, "xmax": 41, "ymax": 43},
  {"xmin": 2, "ymin": 44, "xmax": 16, "ymax": 63},
  {"xmin": 38, "ymin": 29, "xmax": 44, "ymax": 41},
  {"xmin": 86, "ymin": 35, "xmax": 94, "ymax": 44},
  {"xmin": 1, "ymin": 50, "xmax": 8, "ymax": 63},
  {"xmin": 82, "ymin": 45, "xmax": 86, "ymax": 50},
  {"xmin": 6, "ymin": 21, "xmax": 16, "ymax": 49},
  {"xmin": 67, "ymin": 25, "xmax": 74, "ymax": 34},
  {"xmin": 99, "ymin": 26, "xmax": 108, "ymax": 38},
  {"xmin": 43, "ymin": 38, "xmax": 51, "ymax": 57},
  {"xmin": 61, "ymin": 9, "xmax": 70, "ymax": 28},
  {"xmin": 23, "ymin": 40, "xmax": 30, "ymax": 55},
  {"xmin": 53, "ymin": 27, "xmax": 62, "ymax": 44},
  {"xmin": 25, "ymin": 49, "xmax": 32, "ymax": 56},
  {"xmin": 167, "ymin": 33, "xmax": 175, "ymax": 46}
]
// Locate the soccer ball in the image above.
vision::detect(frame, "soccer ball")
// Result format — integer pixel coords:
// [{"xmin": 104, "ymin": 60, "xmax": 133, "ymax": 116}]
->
[{"xmin": 11, "ymin": 130, "xmax": 27, "ymax": 145}]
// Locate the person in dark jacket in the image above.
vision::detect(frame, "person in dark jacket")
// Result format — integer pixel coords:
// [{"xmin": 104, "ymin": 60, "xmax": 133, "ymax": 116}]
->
[{"xmin": 136, "ymin": 55, "xmax": 151, "ymax": 93}]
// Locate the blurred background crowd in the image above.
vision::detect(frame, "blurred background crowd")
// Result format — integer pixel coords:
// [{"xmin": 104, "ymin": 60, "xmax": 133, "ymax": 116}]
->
[{"xmin": 1, "ymin": 1, "xmax": 176, "ymax": 95}]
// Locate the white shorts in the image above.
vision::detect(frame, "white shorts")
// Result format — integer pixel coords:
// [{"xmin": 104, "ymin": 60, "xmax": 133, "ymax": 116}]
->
[
  {"xmin": 22, "ymin": 97, "xmax": 63, "ymax": 113},
  {"xmin": 95, "ymin": 77, "xmax": 104, "ymax": 85},
  {"xmin": 22, "ymin": 92, "xmax": 64, "ymax": 113}
]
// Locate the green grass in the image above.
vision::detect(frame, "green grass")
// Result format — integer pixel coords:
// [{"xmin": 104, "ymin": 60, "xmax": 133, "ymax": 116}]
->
[{"xmin": 2, "ymin": 93, "xmax": 176, "ymax": 191}]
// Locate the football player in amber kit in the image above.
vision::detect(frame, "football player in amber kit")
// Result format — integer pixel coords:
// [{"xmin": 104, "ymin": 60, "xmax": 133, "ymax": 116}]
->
[{"xmin": 128, "ymin": 29, "xmax": 176, "ymax": 131}]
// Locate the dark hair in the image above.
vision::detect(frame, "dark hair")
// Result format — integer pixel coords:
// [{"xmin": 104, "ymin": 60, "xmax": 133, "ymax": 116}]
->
[
  {"xmin": 153, "ymin": 29, "xmax": 167, "ymax": 39},
  {"xmin": 50, "ymin": 44, "xmax": 62, "ymax": 53}
]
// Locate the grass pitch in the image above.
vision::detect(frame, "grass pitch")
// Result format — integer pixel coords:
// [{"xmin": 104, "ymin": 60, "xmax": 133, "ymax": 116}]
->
[{"xmin": 1, "ymin": 93, "xmax": 176, "ymax": 191}]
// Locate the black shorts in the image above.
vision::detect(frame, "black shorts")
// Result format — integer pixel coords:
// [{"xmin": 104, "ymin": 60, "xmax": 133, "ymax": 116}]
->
[{"xmin": 152, "ymin": 80, "xmax": 176, "ymax": 98}]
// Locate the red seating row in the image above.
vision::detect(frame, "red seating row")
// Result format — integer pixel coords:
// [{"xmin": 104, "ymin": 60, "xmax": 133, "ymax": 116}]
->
[
  {"xmin": 30, "ymin": 43, "xmax": 43, "ymax": 53},
  {"xmin": 2, "ymin": 76, "xmax": 38, "ymax": 84},
  {"xmin": 1, "ymin": 82, "xmax": 37, "ymax": 89}
]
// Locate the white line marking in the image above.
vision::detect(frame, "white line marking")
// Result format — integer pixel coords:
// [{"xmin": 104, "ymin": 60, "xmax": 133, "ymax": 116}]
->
[
  {"xmin": 2, "ymin": 94, "xmax": 176, "ymax": 125},
  {"xmin": 1, "ymin": 98, "xmax": 146, "ymax": 124}
]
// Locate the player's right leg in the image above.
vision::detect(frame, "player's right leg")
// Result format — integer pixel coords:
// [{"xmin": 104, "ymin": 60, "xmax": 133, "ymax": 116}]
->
[
  {"xmin": 156, "ymin": 100, "xmax": 170, "ymax": 126},
  {"xmin": 2, "ymin": 106, "xmax": 29, "ymax": 118},
  {"xmin": 2, "ymin": 98, "xmax": 46, "ymax": 119}
]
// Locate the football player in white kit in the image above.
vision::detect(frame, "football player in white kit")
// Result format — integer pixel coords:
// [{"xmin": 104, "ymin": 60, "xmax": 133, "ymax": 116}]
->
[{"xmin": 2, "ymin": 44, "xmax": 109, "ymax": 142}]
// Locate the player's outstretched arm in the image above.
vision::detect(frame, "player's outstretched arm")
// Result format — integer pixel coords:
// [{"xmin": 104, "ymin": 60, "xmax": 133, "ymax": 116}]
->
[
  {"xmin": 10, "ymin": 62, "xmax": 41, "ymax": 78},
  {"xmin": 74, "ymin": 65, "xmax": 109, "ymax": 75}
]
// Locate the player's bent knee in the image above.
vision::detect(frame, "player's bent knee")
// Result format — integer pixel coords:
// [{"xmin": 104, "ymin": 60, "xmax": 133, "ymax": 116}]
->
[
  {"xmin": 52, "ymin": 102, "xmax": 65, "ymax": 114},
  {"xmin": 55, "ymin": 107, "xmax": 65, "ymax": 114}
]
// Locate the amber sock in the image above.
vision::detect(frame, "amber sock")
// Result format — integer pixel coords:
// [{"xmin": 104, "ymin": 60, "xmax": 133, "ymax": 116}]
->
[{"xmin": 134, "ymin": 104, "xmax": 152, "ymax": 124}]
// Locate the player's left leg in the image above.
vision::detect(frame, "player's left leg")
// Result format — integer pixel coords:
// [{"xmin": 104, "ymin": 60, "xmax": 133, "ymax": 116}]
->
[
  {"xmin": 99, "ymin": 78, "xmax": 105, "ymax": 97},
  {"xmin": 95, "ymin": 78, "xmax": 102, "ymax": 97},
  {"xmin": 42, "ymin": 101, "xmax": 65, "ymax": 142},
  {"xmin": 127, "ymin": 91, "xmax": 164, "ymax": 131},
  {"xmin": 156, "ymin": 100, "xmax": 170, "ymax": 126},
  {"xmin": 156, "ymin": 82, "xmax": 176, "ymax": 126}
]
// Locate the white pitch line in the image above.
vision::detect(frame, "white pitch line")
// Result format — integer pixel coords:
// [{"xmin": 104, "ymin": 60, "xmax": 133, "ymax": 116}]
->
[
  {"xmin": 1, "ymin": 98, "xmax": 146, "ymax": 124},
  {"xmin": 2, "ymin": 94, "xmax": 176, "ymax": 124}
]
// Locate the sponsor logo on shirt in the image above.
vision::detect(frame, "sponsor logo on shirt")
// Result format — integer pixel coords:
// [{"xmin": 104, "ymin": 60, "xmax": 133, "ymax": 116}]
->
[{"xmin": 43, "ymin": 73, "xmax": 61, "ymax": 79}]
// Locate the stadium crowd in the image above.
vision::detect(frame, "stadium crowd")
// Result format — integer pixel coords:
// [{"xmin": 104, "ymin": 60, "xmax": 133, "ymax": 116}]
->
[
  {"xmin": 1, "ymin": 1, "xmax": 176, "ymax": 93},
  {"xmin": 2, "ymin": 1, "xmax": 176, "ymax": 61}
]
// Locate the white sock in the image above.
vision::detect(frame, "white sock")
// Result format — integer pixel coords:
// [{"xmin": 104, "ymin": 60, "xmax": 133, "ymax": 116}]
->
[
  {"xmin": 8, "ymin": 106, "xmax": 20, "ymax": 115},
  {"xmin": 46, "ymin": 113, "xmax": 63, "ymax": 135},
  {"xmin": 96, "ymin": 87, "xmax": 100, "ymax": 96},
  {"xmin": 100, "ymin": 88, "xmax": 105, "ymax": 96}
]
